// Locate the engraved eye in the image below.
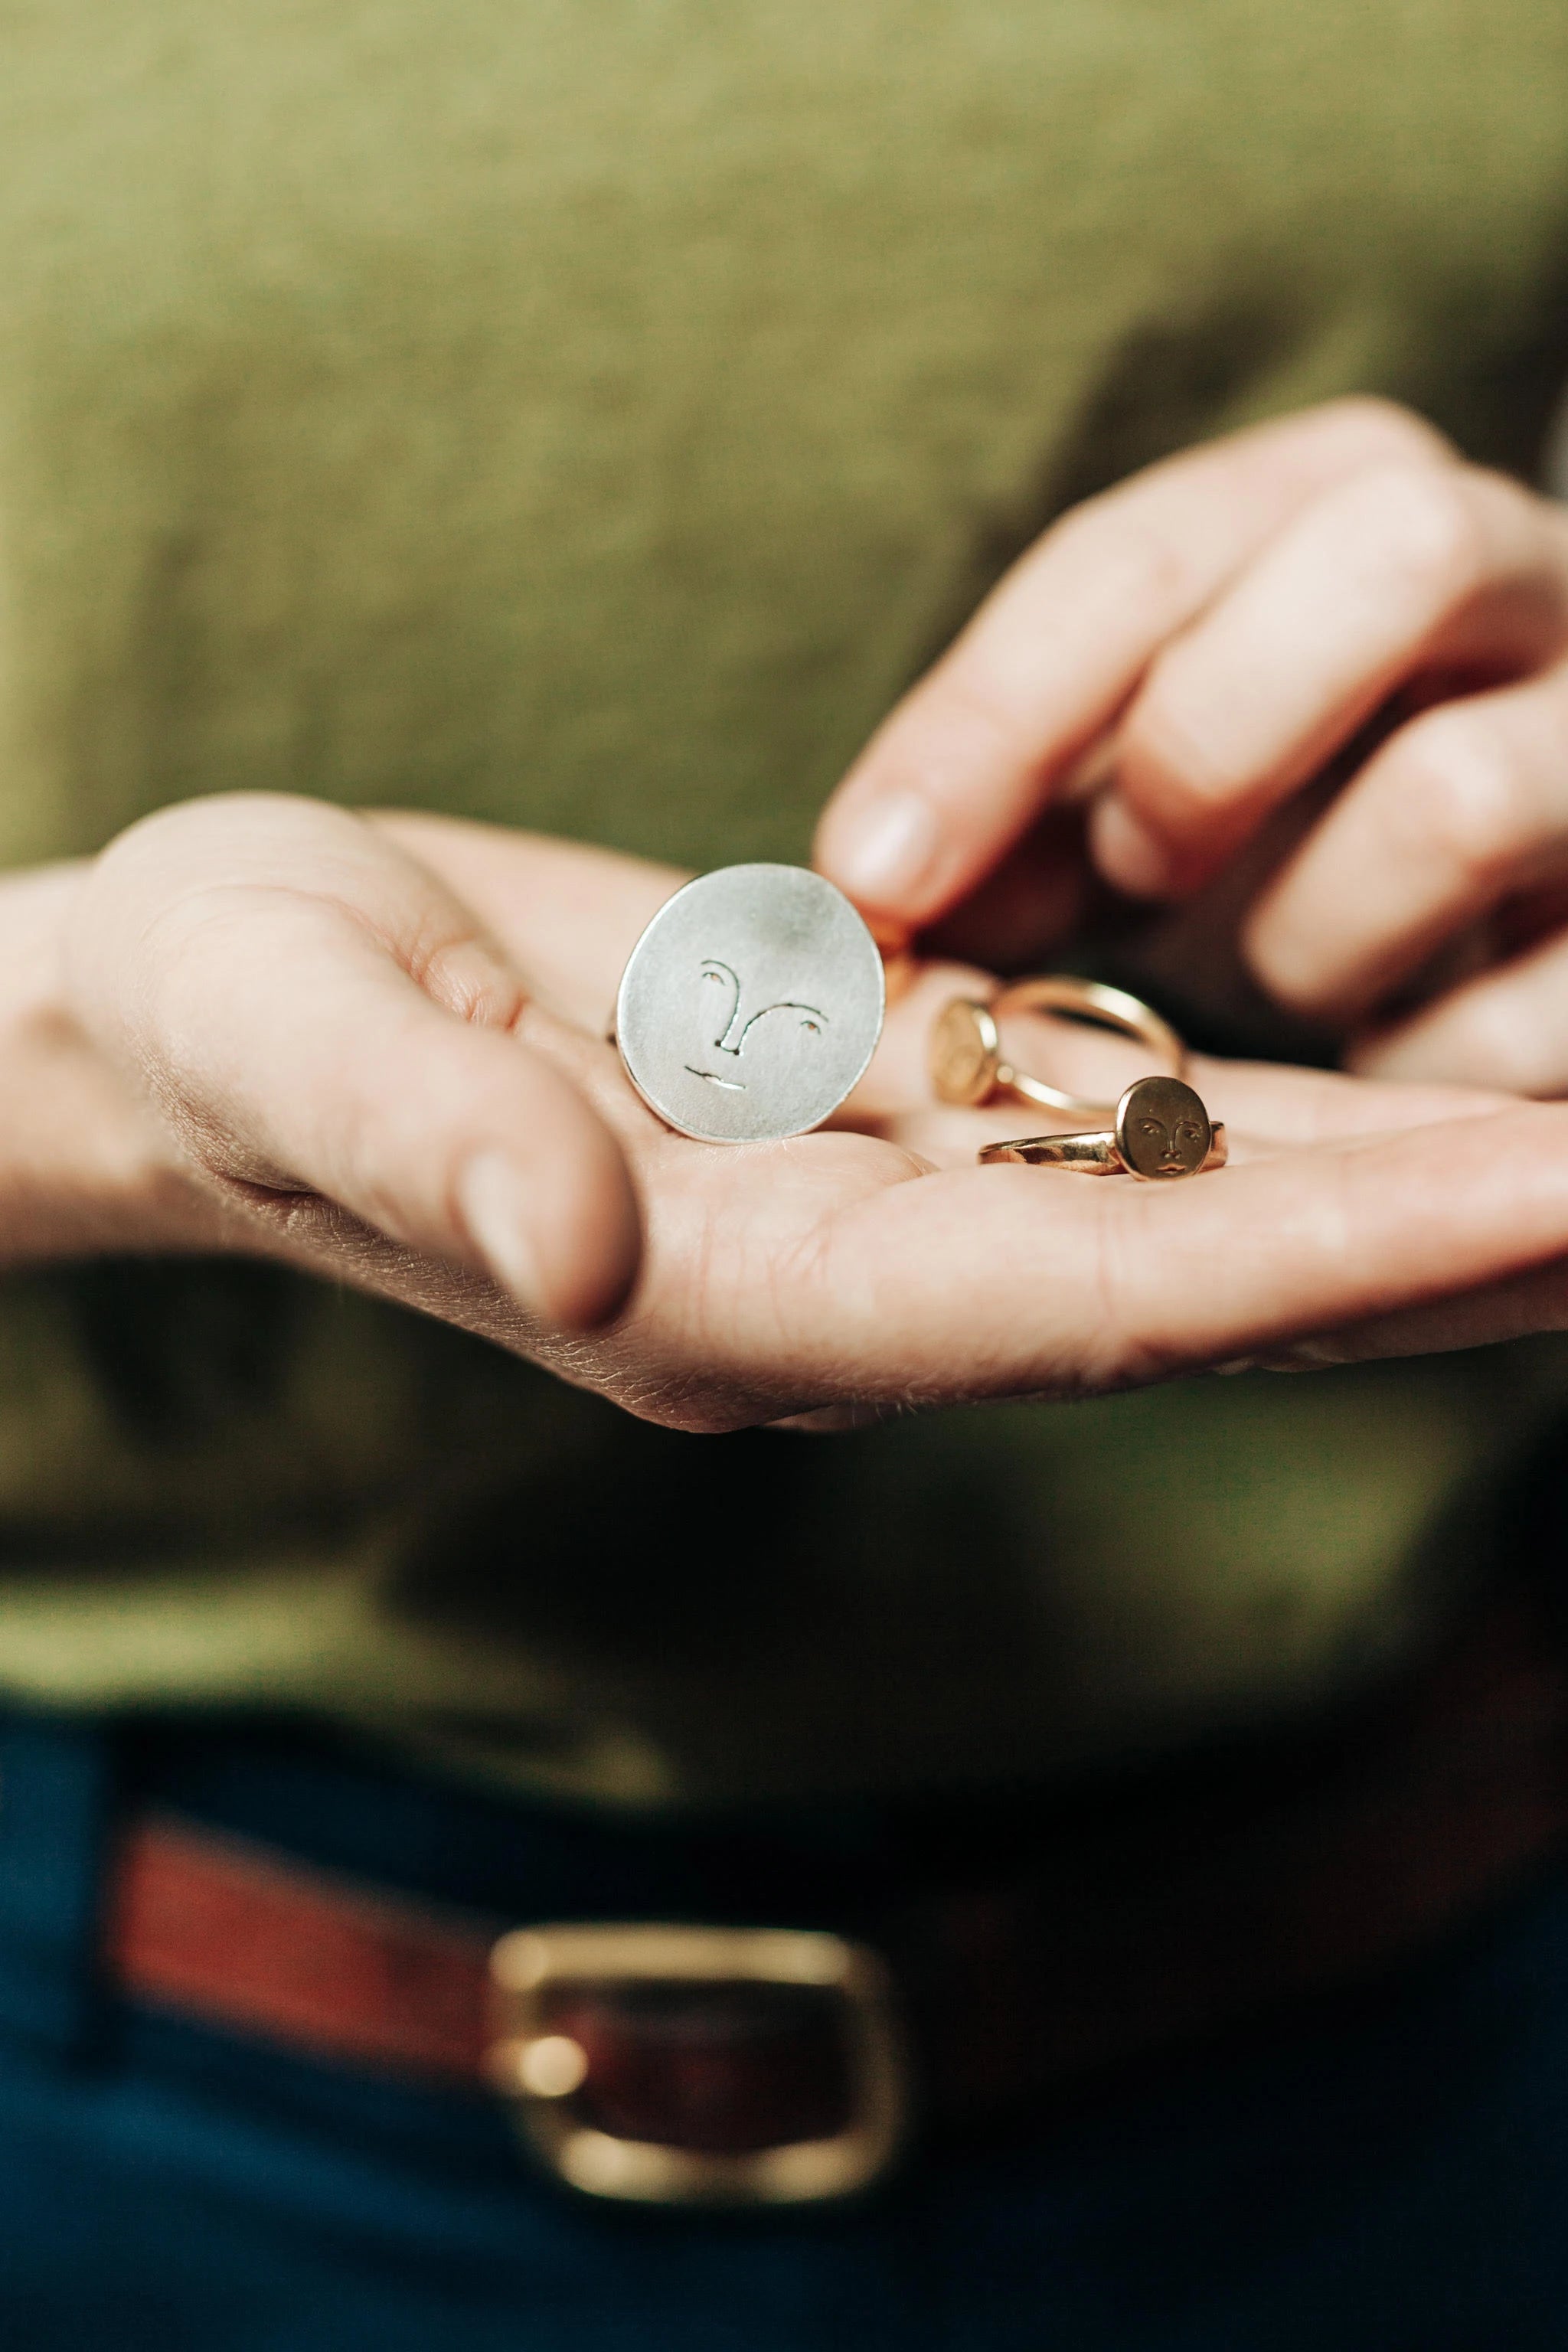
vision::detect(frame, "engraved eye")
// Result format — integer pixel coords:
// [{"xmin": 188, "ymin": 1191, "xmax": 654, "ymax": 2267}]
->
[
  {"xmin": 741, "ymin": 1000, "xmax": 829, "ymax": 1046},
  {"xmin": 1138, "ymin": 1120, "xmax": 1163, "ymax": 1138},
  {"xmin": 1176, "ymin": 1119, "xmax": 1202, "ymax": 1142}
]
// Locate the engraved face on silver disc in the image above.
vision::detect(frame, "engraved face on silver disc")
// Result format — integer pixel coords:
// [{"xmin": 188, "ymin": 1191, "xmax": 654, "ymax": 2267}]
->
[{"xmin": 615, "ymin": 864, "xmax": 886, "ymax": 1143}]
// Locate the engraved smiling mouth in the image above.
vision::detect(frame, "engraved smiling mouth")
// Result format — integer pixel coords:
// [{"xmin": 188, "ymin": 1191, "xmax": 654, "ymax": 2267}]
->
[{"xmin": 685, "ymin": 1066, "xmax": 746, "ymax": 1090}]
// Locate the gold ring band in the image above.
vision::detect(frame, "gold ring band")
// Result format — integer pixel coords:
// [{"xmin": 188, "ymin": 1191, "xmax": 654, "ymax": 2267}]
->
[
  {"xmin": 930, "ymin": 976, "xmax": 1185, "ymax": 1119},
  {"xmin": 978, "ymin": 1076, "xmax": 1227, "ymax": 1181}
]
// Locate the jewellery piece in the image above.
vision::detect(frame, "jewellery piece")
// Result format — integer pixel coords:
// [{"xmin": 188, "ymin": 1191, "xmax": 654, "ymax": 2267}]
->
[
  {"xmin": 978, "ymin": 1076, "xmax": 1227, "ymax": 1179},
  {"xmin": 930, "ymin": 976, "xmax": 1184, "ymax": 1119},
  {"xmin": 616, "ymin": 865, "xmax": 886, "ymax": 1143}
]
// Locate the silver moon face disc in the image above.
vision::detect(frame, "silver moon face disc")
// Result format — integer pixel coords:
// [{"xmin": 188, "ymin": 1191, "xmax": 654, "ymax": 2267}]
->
[{"xmin": 615, "ymin": 864, "xmax": 886, "ymax": 1143}]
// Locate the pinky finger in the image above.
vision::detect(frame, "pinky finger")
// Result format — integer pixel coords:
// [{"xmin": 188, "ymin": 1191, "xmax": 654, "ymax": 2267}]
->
[{"xmin": 1349, "ymin": 927, "xmax": 1568, "ymax": 1095}]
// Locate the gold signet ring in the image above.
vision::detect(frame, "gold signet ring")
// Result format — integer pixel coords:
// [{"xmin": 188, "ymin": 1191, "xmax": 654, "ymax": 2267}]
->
[
  {"xmin": 929, "ymin": 976, "xmax": 1185, "ymax": 1120},
  {"xmin": 978, "ymin": 1075, "xmax": 1227, "ymax": 1180}
]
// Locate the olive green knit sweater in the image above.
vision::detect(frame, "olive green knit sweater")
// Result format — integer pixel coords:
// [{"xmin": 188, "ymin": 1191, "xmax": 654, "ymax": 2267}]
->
[{"xmin": 2, "ymin": 0, "xmax": 1567, "ymax": 1804}]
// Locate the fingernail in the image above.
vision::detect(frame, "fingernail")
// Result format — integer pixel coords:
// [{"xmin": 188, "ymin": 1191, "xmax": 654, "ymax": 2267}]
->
[
  {"xmin": 828, "ymin": 792, "xmax": 940, "ymax": 906},
  {"xmin": 456, "ymin": 1150, "xmax": 544, "ymax": 1312},
  {"xmin": 1093, "ymin": 797, "xmax": 1174, "ymax": 897}
]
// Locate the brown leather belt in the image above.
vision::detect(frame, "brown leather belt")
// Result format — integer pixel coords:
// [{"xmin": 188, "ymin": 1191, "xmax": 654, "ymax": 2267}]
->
[{"xmin": 103, "ymin": 1589, "xmax": 1568, "ymax": 2206}]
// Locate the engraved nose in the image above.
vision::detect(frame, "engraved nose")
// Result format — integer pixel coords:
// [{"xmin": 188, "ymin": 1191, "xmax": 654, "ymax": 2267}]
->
[{"xmin": 713, "ymin": 1003, "xmax": 746, "ymax": 1055}]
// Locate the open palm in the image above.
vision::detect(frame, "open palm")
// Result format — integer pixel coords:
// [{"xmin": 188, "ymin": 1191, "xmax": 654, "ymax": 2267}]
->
[{"xmin": 381, "ymin": 814, "xmax": 1568, "ymax": 1429}]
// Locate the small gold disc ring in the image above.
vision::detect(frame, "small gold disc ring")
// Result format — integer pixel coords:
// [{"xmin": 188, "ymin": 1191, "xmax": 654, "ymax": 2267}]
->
[
  {"xmin": 978, "ymin": 1075, "xmax": 1227, "ymax": 1181},
  {"xmin": 929, "ymin": 976, "xmax": 1185, "ymax": 1119}
]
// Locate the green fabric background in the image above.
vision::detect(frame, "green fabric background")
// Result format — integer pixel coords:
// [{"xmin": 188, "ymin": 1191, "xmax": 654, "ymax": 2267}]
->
[{"xmin": 2, "ymin": 0, "xmax": 1568, "ymax": 1804}]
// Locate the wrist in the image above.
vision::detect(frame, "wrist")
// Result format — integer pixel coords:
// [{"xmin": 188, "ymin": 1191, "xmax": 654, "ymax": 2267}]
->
[{"xmin": 0, "ymin": 861, "xmax": 216, "ymax": 1267}]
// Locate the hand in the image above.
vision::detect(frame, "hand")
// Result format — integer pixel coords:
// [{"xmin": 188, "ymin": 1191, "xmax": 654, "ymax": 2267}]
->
[
  {"xmin": 347, "ymin": 815, "xmax": 1568, "ymax": 1426},
  {"xmin": 814, "ymin": 398, "xmax": 1568, "ymax": 1090},
  {"xmin": 28, "ymin": 795, "xmax": 1568, "ymax": 1432},
  {"xmin": 37, "ymin": 793, "xmax": 642, "ymax": 1330}
]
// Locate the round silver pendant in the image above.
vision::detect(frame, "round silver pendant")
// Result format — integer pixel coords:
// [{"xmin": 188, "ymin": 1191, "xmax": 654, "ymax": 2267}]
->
[{"xmin": 615, "ymin": 864, "xmax": 886, "ymax": 1143}]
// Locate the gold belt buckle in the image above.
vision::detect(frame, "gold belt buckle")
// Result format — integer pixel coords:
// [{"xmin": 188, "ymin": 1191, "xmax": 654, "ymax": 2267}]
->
[{"xmin": 486, "ymin": 1923, "xmax": 910, "ymax": 2207}]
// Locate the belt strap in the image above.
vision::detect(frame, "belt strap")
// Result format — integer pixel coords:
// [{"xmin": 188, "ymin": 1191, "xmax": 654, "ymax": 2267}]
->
[
  {"xmin": 108, "ymin": 1813, "xmax": 495, "ymax": 2080},
  {"xmin": 103, "ymin": 1589, "xmax": 1568, "ymax": 2118}
]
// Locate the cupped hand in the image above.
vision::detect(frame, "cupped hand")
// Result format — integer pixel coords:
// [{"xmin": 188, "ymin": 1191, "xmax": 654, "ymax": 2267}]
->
[{"xmin": 814, "ymin": 397, "xmax": 1568, "ymax": 1091}]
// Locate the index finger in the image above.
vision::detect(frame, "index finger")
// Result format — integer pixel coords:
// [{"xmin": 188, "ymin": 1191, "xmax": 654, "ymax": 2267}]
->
[{"xmin": 814, "ymin": 400, "xmax": 1452, "ymax": 928}]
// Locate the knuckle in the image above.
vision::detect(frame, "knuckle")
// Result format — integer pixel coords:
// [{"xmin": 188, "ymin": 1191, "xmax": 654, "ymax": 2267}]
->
[
  {"xmin": 413, "ymin": 930, "xmax": 526, "ymax": 1029},
  {"xmin": 1305, "ymin": 396, "xmax": 1454, "ymax": 474},
  {"xmin": 1385, "ymin": 710, "xmax": 1530, "ymax": 887},
  {"xmin": 922, "ymin": 662, "xmax": 1039, "ymax": 770},
  {"xmin": 1350, "ymin": 462, "xmax": 1491, "ymax": 601},
  {"xmin": 1097, "ymin": 511, "xmax": 1207, "ymax": 612},
  {"xmin": 1428, "ymin": 992, "xmax": 1546, "ymax": 1093},
  {"xmin": 1047, "ymin": 498, "xmax": 1206, "ymax": 618},
  {"xmin": 1119, "ymin": 670, "xmax": 1240, "ymax": 823}
]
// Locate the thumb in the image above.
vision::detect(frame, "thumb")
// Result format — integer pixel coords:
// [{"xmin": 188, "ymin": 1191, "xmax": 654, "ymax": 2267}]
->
[{"xmin": 64, "ymin": 795, "xmax": 642, "ymax": 1331}]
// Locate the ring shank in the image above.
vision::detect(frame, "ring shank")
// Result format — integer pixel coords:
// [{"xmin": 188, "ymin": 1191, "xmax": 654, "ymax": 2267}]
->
[
  {"xmin": 979, "ymin": 1122, "xmax": 1229, "ymax": 1175},
  {"xmin": 981, "ymin": 1127, "xmax": 1121, "ymax": 1171},
  {"xmin": 991, "ymin": 978, "xmax": 1185, "ymax": 1119}
]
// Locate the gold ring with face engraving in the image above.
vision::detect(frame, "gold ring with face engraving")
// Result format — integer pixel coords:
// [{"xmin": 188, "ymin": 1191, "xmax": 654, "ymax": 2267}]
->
[
  {"xmin": 977, "ymin": 1076, "xmax": 1227, "ymax": 1180},
  {"xmin": 929, "ymin": 976, "xmax": 1185, "ymax": 1119}
]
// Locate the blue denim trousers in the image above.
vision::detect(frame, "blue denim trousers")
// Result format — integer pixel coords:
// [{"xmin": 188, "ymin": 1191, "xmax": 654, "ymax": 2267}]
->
[{"xmin": 3, "ymin": 1708, "xmax": 1568, "ymax": 2352}]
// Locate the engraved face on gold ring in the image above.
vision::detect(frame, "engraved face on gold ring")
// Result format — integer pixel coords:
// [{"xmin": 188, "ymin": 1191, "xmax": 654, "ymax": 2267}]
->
[
  {"xmin": 1114, "ymin": 1076, "xmax": 1212, "ymax": 1180},
  {"xmin": 927, "ymin": 998, "xmax": 1001, "ymax": 1107}
]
